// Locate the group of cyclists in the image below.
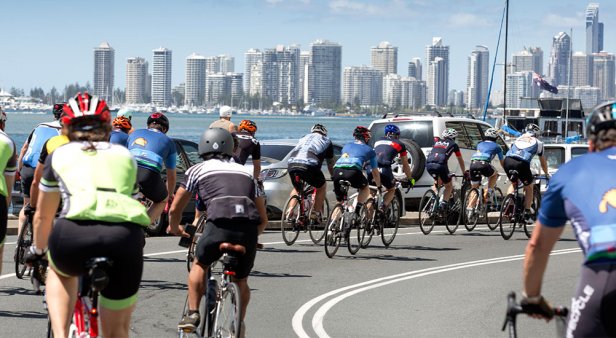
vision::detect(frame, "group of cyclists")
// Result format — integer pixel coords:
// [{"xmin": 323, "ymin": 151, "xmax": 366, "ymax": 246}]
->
[{"xmin": 0, "ymin": 92, "xmax": 614, "ymax": 337}]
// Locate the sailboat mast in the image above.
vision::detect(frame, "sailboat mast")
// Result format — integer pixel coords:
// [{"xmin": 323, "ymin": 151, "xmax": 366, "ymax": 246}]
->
[{"xmin": 503, "ymin": 0, "xmax": 509, "ymax": 117}]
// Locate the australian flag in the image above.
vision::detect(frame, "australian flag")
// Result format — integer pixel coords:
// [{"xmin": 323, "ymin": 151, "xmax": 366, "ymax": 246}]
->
[{"xmin": 532, "ymin": 72, "xmax": 558, "ymax": 94}]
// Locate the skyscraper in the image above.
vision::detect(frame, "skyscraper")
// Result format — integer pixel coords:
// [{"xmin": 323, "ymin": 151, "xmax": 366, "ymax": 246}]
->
[
  {"xmin": 342, "ymin": 66, "xmax": 383, "ymax": 107},
  {"xmin": 371, "ymin": 41, "xmax": 398, "ymax": 75},
  {"xmin": 218, "ymin": 55, "xmax": 235, "ymax": 73},
  {"xmin": 466, "ymin": 46, "xmax": 489, "ymax": 110},
  {"xmin": 512, "ymin": 47, "xmax": 543, "ymax": 74},
  {"xmin": 592, "ymin": 52, "xmax": 615, "ymax": 100},
  {"xmin": 125, "ymin": 57, "xmax": 148, "ymax": 104},
  {"xmin": 299, "ymin": 51, "xmax": 311, "ymax": 102},
  {"xmin": 400, "ymin": 77, "xmax": 426, "ymax": 110},
  {"xmin": 308, "ymin": 40, "xmax": 342, "ymax": 107},
  {"xmin": 259, "ymin": 45, "xmax": 300, "ymax": 105},
  {"xmin": 548, "ymin": 32, "xmax": 571, "ymax": 86},
  {"xmin": 383, "ymin": 74, "xmax": 402, "ymax": 108},
  {"xmin": 407, "ymin": 58, "xmax": 422, "ymax": 80},
  {"xmin": 425, "ymin": 37, "xmax": 449, "ymax": 107},
  {"xmin": 506, "ymin": 71, "xmax": 534, "ymax": 109},
  {"xmin": 152, "ymin": 47, "xmax": 172, "ymax": 107},
  {"xmin": 93, "ymin": 42, "xmax": 114, "ymax": 104},
  {"xmin": 244, "ymin": 49, "xmax": 262, "ymax": 95},
  {"xmin": 586, "ymin": 3, "xmax": 603, "ymax": 54},
  {"xmin": 185, "ymin": 53, "xmax": 206, "ymax": 107},
  {"xmin": 571, "ymin": 52, "xmax": 593, "ymax": 87}
]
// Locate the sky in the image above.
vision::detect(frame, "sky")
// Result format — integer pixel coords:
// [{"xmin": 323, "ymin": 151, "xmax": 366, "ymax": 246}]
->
[{"xmin": 1, "ymin": 0, "xmax": 613, "ymax": 94}]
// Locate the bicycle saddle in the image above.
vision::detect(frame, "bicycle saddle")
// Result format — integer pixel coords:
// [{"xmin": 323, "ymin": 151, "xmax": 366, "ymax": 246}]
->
[
  {"xmin": 219, "ymin": 243, "xmax": 246, "ymax": 255},
  {"xmin": 339, "ymin": 180, "xmax": 352, "ymax": 187}
]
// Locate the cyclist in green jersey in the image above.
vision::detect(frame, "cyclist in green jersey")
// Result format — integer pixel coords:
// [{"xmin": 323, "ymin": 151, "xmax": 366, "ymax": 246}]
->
[{"xmin": 0, "ymin": 108, "xmax": 17, "ymax": 274}]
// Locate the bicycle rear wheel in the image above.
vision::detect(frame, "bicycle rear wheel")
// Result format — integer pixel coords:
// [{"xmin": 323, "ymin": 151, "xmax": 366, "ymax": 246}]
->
[
  {"xmin": 499, "ymin": 194, "xmax": 517, "ymax": 240},
  {"xmin": 281, "ymin": 195, "xmax": 301, "ymax": 246},
  {"xmin": 486, "ymin": 188, "xmax": 504, "ymax": 230},
  {"xmin": 380, "ymin": 198, "xmax": 400, "ymax": 247},
  {"xmin": 347, "ymin": 208, "xmax": 364, "ymax": 255},
  {"xmin": 187, "ymin": 215, "xmax": 207, "ymax": 272},
  {"xmin": 308, "ymin": 199, "xmax": 329, "ymax": 244},
  {"xmin": 445, "ymin": 188, "xmax": 462, "ymax": 234},
  {"xmin": 463, "ymin": 188, "xmax": 481, "ymax": 232},
  {"xmin": 359, "ymin": 198, "xmax": 375, "ymax": 248},
  {"xmin": 524, "ymin": 187, "xmax": 541, "ymax": 239},
  {"xmin": 324, "ymin": 205, "xmax": 344, "ymax": 258},
  {"xmin": 213, "ymin": 282, "xmax": 242, "ymax": 338},
  {"xmin": 14, "ymin": 219, "xmax": 32, "ymax": 279},
  {"xmin": 418, "ymin": 190, "xmax": 437, "ymax": 235}
]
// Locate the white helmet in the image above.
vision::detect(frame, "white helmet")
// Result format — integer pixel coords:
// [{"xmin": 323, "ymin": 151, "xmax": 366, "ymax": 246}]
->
[
  {"xmin": 525, "ymin": 123, "xmax": 540, "ymax": 136},
  {"xmin": 484, "ymin": 128, "xmax": 499, "ymax": 139},
  {"xmin": 442, "ymin": 128, "xmax": 458, "ymax": 139}
]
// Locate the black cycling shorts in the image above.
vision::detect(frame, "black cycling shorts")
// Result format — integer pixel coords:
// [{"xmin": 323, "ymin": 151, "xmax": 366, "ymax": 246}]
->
[
  {"xmin": 566, "ymin": 262, "xmax": 616, "ymax": 337},
  {"xmin": 469, "ymin": 161, "xmax": 495, "ymax": 184},
  {"xmin": 503, "ymin": 157, "xmax": 533, "ymax": 186},
  {"xmin": 0, "ymin": 195, "xmax": 6, "ymax": 245},
  {"xmin": 333, "ymin": 168, "xmax": 368, "ymax": 202},
  {"xmin": 47, "ymin": 218, "xmax": 145, "ymax": 308},
  {"xmin": 195, "ymin": 221, "xmax": 258, "ymax": 279},
  {"xmin": 20, "ymin": 165, "xmax": 34, "ymax": 198},
  {"xmin": 288, "ymin": 163, "xmax": 326, "ymax": 192},
  {"xmin": 368, "ymin": 166, "xmax": 394, "ymax": 189},
  {"xmin": 137, "ymin": 167, "xmax": 168, "ymax": 203},
  {"xmin": 426, "ymin": 163, "xmax": 452, "ymax": 184}
]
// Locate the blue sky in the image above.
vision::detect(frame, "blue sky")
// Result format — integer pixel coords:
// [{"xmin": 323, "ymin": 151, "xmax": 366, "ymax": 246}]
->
[{"xmin": 1, "ymin": 0, "xmax": 612, "ymax": 93}]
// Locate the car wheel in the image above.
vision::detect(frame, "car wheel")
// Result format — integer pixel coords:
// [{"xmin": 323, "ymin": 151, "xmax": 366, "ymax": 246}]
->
[{"xmin": 396, "ymin": 138, "xmax": 425, "ymax": 182}]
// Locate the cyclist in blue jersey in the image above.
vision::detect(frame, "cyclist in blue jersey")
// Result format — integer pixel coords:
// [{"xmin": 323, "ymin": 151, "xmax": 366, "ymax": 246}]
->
[
  {"xmin": 469, "ymin": 127, "xmax": 505, "ymax": 199},
  {"xmin": 127, "ymin": 112, "xmax": 177, "ymax": 224},
  {"xmin": 109, "ymin": 116, "xmax": 132, "ymax": 146},
  {"xmin": 504, "ymin": 123, "xmax": 550, "ymax": 223},
  {"xmin": 425, "ymin": 128, "xmax": 467, "ymax": 209},
  {"xmin": 0, "ymin": 109, "xmax": 17, "ymax": 274},
  {"xmin": 521, "ymin": 101, "xmax": 616, "ymax": 337}
]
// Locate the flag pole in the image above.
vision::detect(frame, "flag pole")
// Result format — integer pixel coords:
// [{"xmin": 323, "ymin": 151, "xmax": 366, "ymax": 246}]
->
[
  {"xmin": 503, "ymin": 0, "xmax": 509, "ymax": 118},
  {"xmin": 565, "ymin": 27, "xmax": 572, "ymax": 138}
]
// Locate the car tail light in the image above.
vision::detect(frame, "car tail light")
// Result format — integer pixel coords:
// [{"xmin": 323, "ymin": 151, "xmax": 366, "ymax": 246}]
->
[{"xmin": 260, "ymin": 168, "xmax": 288, "ymax": 180}]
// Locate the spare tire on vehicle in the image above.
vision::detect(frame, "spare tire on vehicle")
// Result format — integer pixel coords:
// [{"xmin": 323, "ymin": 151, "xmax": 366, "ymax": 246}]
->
[{"xmin": 393, "ymin": 138, "xmax": 425, "ymax": 185}]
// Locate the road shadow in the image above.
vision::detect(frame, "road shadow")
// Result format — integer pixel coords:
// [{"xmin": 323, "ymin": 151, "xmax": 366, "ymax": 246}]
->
[
  {"xmin": 139, "ymin": 279, "xmax": 187, "ymax": 291},
  {"xmin": 379, "ymin": 245, "xmax": 460, "ymax": 251},
  {"xmin": 143, "ymin": 256, "xmax": 184, "ymax": 263},
  {"xmin": 0, "ymin": 310, "xmax": 47, "ymax": 319},
  {"xmin": 258, "ymin": 247, "xmax": 320, "ymax": 254},
  {"xmin": 340, "ymin": 254, "xmax": 436, "ymax": 262},
  {"xmin": 0, "ymin": 286, "xmax": 41, "ymax": 297},
  {"xmin": 458, "ymin": 231, "xmax": 502, "ymax": 237},
  {"xmin": 250, "ymin": 270, "xmax": 312, "ymax": 278}
]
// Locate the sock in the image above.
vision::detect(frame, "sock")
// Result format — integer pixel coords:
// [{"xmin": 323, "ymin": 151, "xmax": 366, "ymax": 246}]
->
[
  {"xmin": 188, "ymin": 310, "xmax": 199, "ymax": 316},
  {"xmin": 355, "ymin": 202, "xmax": 363, "ymax": 215}
]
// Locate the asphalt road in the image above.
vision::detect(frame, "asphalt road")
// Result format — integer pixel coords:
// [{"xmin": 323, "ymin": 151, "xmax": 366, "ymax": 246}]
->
[{"xmin": 0, "ymin": 223, "xmax": 581, "ymax": 337}]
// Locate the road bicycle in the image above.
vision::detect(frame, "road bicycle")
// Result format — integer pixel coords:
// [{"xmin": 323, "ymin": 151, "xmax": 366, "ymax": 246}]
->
[
  {"xmin": 502, "ymin": 291, "xmax": 568, "ymax": 338},
  {"xmin": 185, "ymin": 213, "xmax": 207, "ymax": 272},
  {"xmin": 462, "ymin": 174, "xmax": 504, "ymax": 232},
  {"xmin": 281, "ymin": 179, "xmax": 330, "ymax": 245},
  {"xmin": 418, "ymin": 174, "xmax": 467, "ymax": 235},
  {"xmin": 179, "ymin": 243, "xmax": 244, "ymax": 338},
  {"xmin": 498, "ymin": 171, "xmax": 546, "ymax": 240},
  {"xmin": 14, "ymin": 209, "xmax": 34, "ymax": 280},
  {"xmin": 359, "ymin": 181, "xmax": 407, "ymax": 248},
  {"xmin": 324, "ymin": 180, "xmax": 368, "ymax": 258}
]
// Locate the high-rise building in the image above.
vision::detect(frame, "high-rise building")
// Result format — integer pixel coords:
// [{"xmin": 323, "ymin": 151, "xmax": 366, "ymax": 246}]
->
[
  {"xmin": 425, "ymin": 37, "xmax": 449, "ymax": 107},
  {"xmin": 152, "ymin": 47, "xmax": 172, "ymax": 107},
  {"xmin": 249, "ymin": 63, "xmax": 263, "ymax": 98},
  {"xmin": 299, "ymin": 51, "xmax": 311, "ymax": 102},
  {"xmin": 586, "ymin": 3, "xmax": 603, "ymax": 54},
  {"xmin": 512, "ymin": 47, "xmax": 543, "ymax": 74},
  {"xmin": 506, "ymin": 71, "xmax": 536, "ymax": 109},
  {"xmin": 383, "ymin": 74, "xmax": 402, "ymax": 108},
  {"xmin": 400, "ymin": 77, "xmax": 426, "ymax": 110},
  {"xmin": 125, "ymin": 57, "xmax": 148, "ymax": 104},
  {"xmin": 218, "ymin": 55, "xmax": 235, "ymax": 73},
  {"xmin": 308, "ymin": 40, "xmax": 342, "ymax": 107},
  {"xmin": 571, "ymin": 52, "xmax": 593, "ymax": 87},
  {"xmin": 371, "ymin": 41, "xmax": 398, "ymax": 75},
  {"xmin": 258, "ymin": 45, "xmax": 300, "ymax": 105},
  {"xmin": 592, "ymin": 52, "xmax": 616, "ymax": 100},
  {"xmin": 408, "ymin": 58, "xmax": 422, "ymax": 80},
  {"xmin": 93, "ymin": 42, "xmax": 115, "ymax": 104},
  {"xmin": 342, "ymin": 66, "xmax": 383, "ymax": 107},
  {"xmin": 205, "ymin": 73, "xmax": 243, "ymax": 105},
  {"xmin": 244, "ymin": 49, "xmax": 262, "ymax": 95},
  {"xmin": 548, "ymin": 32, "xmax": 571, "ymax": 86},
  {"xmin": 185, "ymin": 53, "xmax": 206, "ymax": 107},
  {"xmin": 466, "ymin": 45, "xmax": 489, "ymax": 110},
  {"xmin": 546, "ymin": 85, "xmax": 601, "ymax": 112}
]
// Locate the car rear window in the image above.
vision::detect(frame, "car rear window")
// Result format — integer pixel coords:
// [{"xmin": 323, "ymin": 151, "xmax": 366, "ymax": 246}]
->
[
  {"xmin": 571, "ymin": 147, "xmax": 588, "ymax": 158},
  {"xmin": 261, "ymin": 144, "xmax": 295, "ymax": 161},
  {"xmin": 370, "ymin": 121, "xmax": 434, "ymax": 147}
]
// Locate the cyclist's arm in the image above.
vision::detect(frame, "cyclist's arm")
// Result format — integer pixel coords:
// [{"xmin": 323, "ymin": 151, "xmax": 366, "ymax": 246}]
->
[
  {"xmin": 4, "ymin": 173, "xmax": 14, "ymax": 206},
  {"xmin": 29, "ymin": 163, "xmax": 44, "ymax": 206},
  {"xmin": 522, "ymin": 221, "xmax": 563, "ymax": 298},
  {"xmin": 456, "ymin": 154, "xmax": 466, "ymax": 173},
  {"xmin": 229, "ymin": 123, "xmax": 238, "ymax": 133},
  {"xmin": 326, "ymin": 157, "xmax": 335, "ymax": 177},
  {"xmin": 539, "ymin": 156, "xmax": 549, "ymax": 176},
  {"xmin": 400, "ymin": 154, "xmax": 412, "ymax": 179},
  {"xmin": 255, "ymin": 196, "xmax": 268, "ymax": 236},
  {"xmin": 166, "ymin": 168, "xmax": 176, "ymax": 198},
  {"xmin": 499, "ymin": 159, "xmax": 505, "ymax": 171},
  {"xmin": 168, "ymin": 186, "xmax": 191, "ymax": 234},
  {"xmin": 32, "ymin": 190, "xmax": 60, "ymax": 252},
  {"xmin": 252, "ymin": 159, "xmax": 261, "ymax": 181},
  {"xmin": 17, "ymin": 140, "xmax": 29, "ymax": 172}
]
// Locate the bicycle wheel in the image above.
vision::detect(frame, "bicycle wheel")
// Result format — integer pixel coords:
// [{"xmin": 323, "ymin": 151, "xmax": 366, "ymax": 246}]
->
[
  {"xmin": 524, "ymin": 187, "xmax": 541, "ymax": 238},
  {"xmin": 499, "ymin": 194, "xmax": 518, "ymax": 240},
  {"xmin": 359, "ymin": 198, "xmax": 375, "ymax": 248},
  {"xmin": 308, "ymin": 198, "xmax": 329, "ymax": 244},
  {"xmin": 463, "ymin": 188, "xmax": 481, "ymax": 232},
  {"xmin": 324, "ymin": 205, "xmax": 343, "ymax": 258},
  {"xmin": 280, "ymin": 195, "xmax": 301, "ymax": 246},
  {"xmin": 187, "ymin": 215, "xmax": 207, "ymax": 272},
  {"xmin": 445, "ymin": 189, "xmax": 461, "ymax": 234},
  {"xmin": 14, "ymin": 219, "xmax": 32, "ymax": 279},
  {"xmin": 418, "ymin": 190, "xmax": 437, "ymax": 235},
  {"xmin": 213, "ymin": 282, "xmax": 242, "ymax": 338},
  {"xmin": 381, "ymin": 197, "xmax": 400, "ymax": 247},
  {"xmin": 347, "ymin": 207, "xmax": 364, "ymax": 255},
  {"xmin": 486, "ymin": 188, "xmax": 504, "ymax": 231}
]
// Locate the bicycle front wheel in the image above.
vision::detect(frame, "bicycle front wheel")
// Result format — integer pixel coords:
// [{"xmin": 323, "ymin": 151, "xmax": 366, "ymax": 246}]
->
[
  {"xmin": 347, "ymin": 209, "xmax": 363, "ymax": 255},
  {"xmin": 486, "ymin": 188, "xmax": 504, "ymax": 230},
  {"xmin": 187, "ymin": 215, "xmax": 207, "ymax": 272},
  {"xmin": 213, "ymin": 282, "xmax": 242, "ymax": 338},
  {"xmin": 524, "ymin": 187, "xmax": 541, "ymax": 238},
  {"xmin": 359, "ymin": 198, "xmax": 375, "ymax": 248},
  {"xmin": 281, "ymin": 195, "xmax": 301, "ymax": 245},
  {"xmin": 381, "ymin": 197, "xmax": 400, "ymax": 247},
  {"xmin": 324, "ymin": 204, "xmax": 344, "ymax": 258},
  {"xmin": 499, "ymin": 194, "xmax": 517, "ymax": 240},
  {"xmin": 308, "ymin": 198, "xmax": 329, "ymax": 244},
  {"xmin": 418, "ymin": 190, "xmax": 437, "ymax": 235},
  {"xmin": 15, "ymin": 219, "xmax": 32, "ymax": 279},
  {"xmin": 463, "ymin": 188, "xmax": 481, "ymax": 232},
  {"xmin": 445, "ymin": 188, "xmax": 462, "ymax": 234}
]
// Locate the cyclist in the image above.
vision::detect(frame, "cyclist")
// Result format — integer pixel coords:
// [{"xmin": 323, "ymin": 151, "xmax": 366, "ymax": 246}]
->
[
  {"xmin": 233, "ymin": 119, "xmax": 261, "ymax": 179},
  {"xmin": 0, "ymin": 108, "xmax": 17, "ymax": 273},
  {"xmin": 521, "ymin": 101, "xmax": 616, "ymax": 337},
  {"xmin": 17, "ymin": 103, "xmax": 62, "ymax": 226},
  {"xmin": 209, "ymin": 105, "xmax": 238, "ymax": 132},
  {"xmin": 167, "ymin": 128, "xmax": 267, "ymax": 334},
  {"xmin": 286, "ymin": 123, "xmax": 335, "ymax": 222},
  {"xmin": 425, "ymin": 128, "xmax": 467, "ymax": 209},
  {"xmin": 127, "ymin": 112, "xmax": 177, "ymax": 223},
  {"xmin": 332, "ymin": 126, "xmax": 382, "ymax": 225},
  {"xmin": 109, "ymin": 115, "xmax": 132, "ymax": 146},
  {"xmin": 26, "ymin": 92, "xmax": 150, "ymax": 338},
  {"xmin": 370, "ymin": 124, "xmax": 415, "ymax": 210},
  {"xmin": 468, "ymin": 127, "xmax": 505, "ymax": 202},
  {"xmin": 503, "ymin": 123, "xmax": 549, "ymax": 224},
  {"xmin": 116, "ymin": 109, "xmax": 135, "ymax": 133}
]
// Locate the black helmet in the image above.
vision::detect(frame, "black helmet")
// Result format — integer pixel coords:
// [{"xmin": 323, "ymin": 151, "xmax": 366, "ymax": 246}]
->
[
  {"xmin": 587, "ymin": 101, "xmax": 616, "ymax": 136},
  {"xmin": 147, "ymin": 112, "xmax": 170, "ymax": 132},
  {"xmin": 53, "ymin": 102, "xmax": 65, "ymax": 120},
  {"xmin": 199, "ymin": 128, "xmax": 234, "ymax": 157}
]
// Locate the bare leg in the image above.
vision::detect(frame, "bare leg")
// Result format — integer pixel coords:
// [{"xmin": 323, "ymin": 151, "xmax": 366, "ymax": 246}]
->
[
  {"xmin": 47, "ymin": 269, "xmax": 78, "ymax": 338},
  {"xmin": 383, "ymin": 188, "xmax": 395, "ymax": 208},
  {"xmin": 188, "ymin": 261, "xmax": 207, "ymax": 311},
  {"xmin": 443, "ymin": 181, "xmax": 453, "ymax": 201},
  {"xmin": 234, "ymin": 277, "xmax": 250, "ymax": 321},
  {"xmin": 100, "ymin": 304, "xmax": 136, "ymax": 338},
  {"xmin": 147, "ymin": 198, "xmax": 167, "ymax": 225},
  {"xmin": 523, "ymin": 184, "xmax": 534, "ymax": 209},
  {"xmin": 18, "ymin": 196, "xmax": 30, "ymax": 234},
  {"xmin": 313, "ymin": 183, "xmax": 326, "ymax": 213}
]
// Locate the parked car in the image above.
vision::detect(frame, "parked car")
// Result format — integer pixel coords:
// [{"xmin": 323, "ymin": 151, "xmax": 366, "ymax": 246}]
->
[{"xmin": 530, "ymin": 142, "xmax": 589, "ymax": 193}]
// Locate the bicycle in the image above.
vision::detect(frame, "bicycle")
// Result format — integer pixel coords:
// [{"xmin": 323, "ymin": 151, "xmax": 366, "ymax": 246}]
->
[
  {"xmin": 280, "ymin": 179, "xmax": 330, "ymax": 246},
  {"xmin": 462, "ymin": 174, "xmax": 504, "ymax": 232},
  {"xmin": 359, "ymin": 181, "xmax": 408, "ymax": 248},
  {"xmin": 498, "ymin": 171, "xmax": 545, "ymax": 240},
  {"xmin": 418, "ymin": 174, "xmax": 467, "ymax": 235},
  {"xmin": 185, "ymin": 213, "xmax": 207, "ymax": 272},
  {"xmin": 324, "ymin": 180, "xmax": 368, "ymax": 258},
  {"xmin": 179, "ymin": 243, "xmax": 243, "ymax": 338},
  {"xmin": 502, "ymin": 291, "xmax": 568, "ymax": 338}
]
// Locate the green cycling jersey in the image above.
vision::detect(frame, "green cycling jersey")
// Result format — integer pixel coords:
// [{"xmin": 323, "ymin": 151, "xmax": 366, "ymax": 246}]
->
[{"xmin": 0, "ymin": 131, "xmax": 17, "ymax": 197}]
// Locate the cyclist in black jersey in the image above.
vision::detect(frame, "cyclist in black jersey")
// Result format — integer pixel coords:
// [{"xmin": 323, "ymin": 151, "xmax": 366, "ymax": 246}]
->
[
  {"xmin": 234, "ymin": 119, "xmax": 261, "ymax": 179},
  {"xmin": 425, "ymin": 128, "xmax": 467, "ymax": 209}
]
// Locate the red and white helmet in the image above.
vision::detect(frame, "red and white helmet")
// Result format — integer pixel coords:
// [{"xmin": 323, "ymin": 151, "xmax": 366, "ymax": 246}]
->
[{"xmin": 62, "ymin": 92, "xmax": 110, "ymax": 127}]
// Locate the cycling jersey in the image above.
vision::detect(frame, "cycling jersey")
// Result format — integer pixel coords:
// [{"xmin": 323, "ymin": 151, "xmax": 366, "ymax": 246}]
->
[
  {"xmin": 127, "ymin": 128, "xmax": 177, "ymax": 173},
  {"xmin": 471, "ymin": 140, "xmax": 504, "ymax": 162},
  {"xmin": 374, "ymin": 137, "xmax": 407, "ymax": 167},
  {"xmin": 505, "ymin": 133, "xmax": 544, "ymax": 163},
  {"xmin": 38, "ymin": 135, "xmax": 69, "ymax": 165},
  {"xmin": 426, "ymin": 137, "xmax": 461, "ymax": 165},
  {"xmin": 0, "ymin": 130, "xmax": 17, "ymax": 197},
  {"xmin": 539, "ymin": 146, "xmax": 616, "ymax": 263},
  {"xmin": 22, "ymin": 121, "xmax": 61, "ymax": 168},
  {"xmin": 334, "ymin": 141, "xmax": 377, "ymax": 171},
  {"xmin": 109, "ymin": 130, "xmax": 129, "ymax": 147},
  {"xmin": 288, "ymin": 133, "xmax": 334, "ymax": 167},
  {"xmin": 233, "ymin": 131, "xmax": 261, "ymax": 165},
  {"xmin": 40, "ymin": 142, "xmax": 150, "ymax": 226}
]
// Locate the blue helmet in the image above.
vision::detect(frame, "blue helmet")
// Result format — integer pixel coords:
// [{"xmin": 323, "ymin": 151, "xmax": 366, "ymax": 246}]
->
[{"xmin": 384, "ymin": 124, "xmax": 400, "ymax": 137}]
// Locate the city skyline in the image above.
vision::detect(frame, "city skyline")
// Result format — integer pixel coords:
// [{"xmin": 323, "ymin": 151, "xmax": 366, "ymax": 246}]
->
[{"xmin": 1, "ymin": 0, "xmax": 612, "ymax": 94}]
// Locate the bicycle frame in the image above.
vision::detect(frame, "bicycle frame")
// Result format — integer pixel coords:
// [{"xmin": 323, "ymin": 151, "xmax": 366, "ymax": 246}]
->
[{"xmin": 502, "ymin": 292, "xmax": 568, "ymax": 338}]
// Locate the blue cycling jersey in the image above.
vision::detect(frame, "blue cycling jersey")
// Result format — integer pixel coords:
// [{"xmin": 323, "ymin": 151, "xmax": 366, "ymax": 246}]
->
[
  {"xmin": 539, "ymin": 146, "xmax": 616, "ymax": 263},
  {"xmin": 109, "ymin": 130, "xmax": 129, "ymax": 147},
  {"xmin": 334, "ymin": 141, "xmax": 377, "ymax": 171},
  {"xmin": 471, "ymin": 140, "xmax": 504, "ymax": 162},
  {"xmin": 127, "ymin": 128, "xmax": 177, "ymax": 173},
  {"xmin": 22, "ymin": 121, "xmax": 61, "ymax": 168},
  {"xmin": 505, "ymin": 133, "xmax": 544, "ymax": 163}
]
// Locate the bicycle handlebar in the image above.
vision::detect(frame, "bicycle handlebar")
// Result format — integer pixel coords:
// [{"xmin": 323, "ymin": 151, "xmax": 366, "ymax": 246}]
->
[{"xmin": 502, "ymin": 291, "xmax": 568, "ymax": 332}]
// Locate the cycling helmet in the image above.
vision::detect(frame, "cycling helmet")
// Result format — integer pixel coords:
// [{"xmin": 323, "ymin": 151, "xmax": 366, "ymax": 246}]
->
[
  {"xmin": 311, "ymin": 123, "xmax": 328, "ymax": 136},
  {"xmin": 525, "ymin": 123, "xmax": 540, "ymax": 136},
  {"xmin": 384, "ymin": 124, "xmax": 401, "ymax": 137},
  {"xmin": 441, "ymin": 128, "xmax": 458, "ymax": 139},
  {"xmin": 199, "ymin": 128, "xmax": 234, "ymax": 157},
  {"xmin": 147, "ymin": 112, "xmax": 169, "ymax": 132},
  {"xmin": 52, "ymin": 102, "xmax": 65, "ymax": 120},
  {"xmin": 484, "ymin": 128, "xmax": 499, "ymax": 140},
  {"xmin": 353, "ymin": 126, "xmax": 371, "ymax": 143},
  {"xmin": 61, "ymin": 92, "xmax": 110, "ymax": 127},
  {"xmin": 238, "ymin": 120, "xmax": 257, "ymax": 133},
  {"xmin": 112, "ymin": 116, "xmax": 132, "ymax": 131},
  {"xmin": 586, "ymin": 101, "xmax": 616, "ymax": 136}
]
